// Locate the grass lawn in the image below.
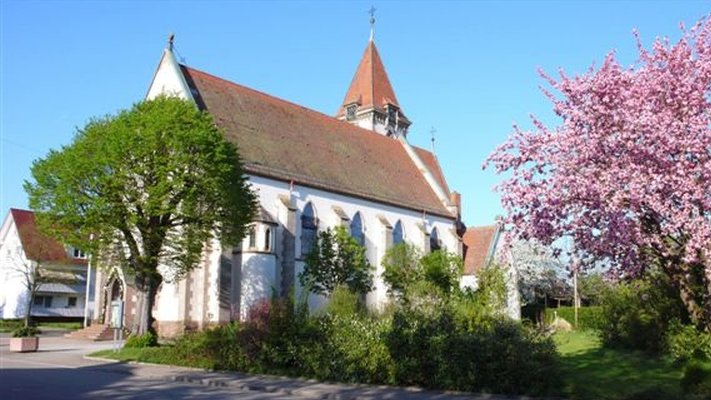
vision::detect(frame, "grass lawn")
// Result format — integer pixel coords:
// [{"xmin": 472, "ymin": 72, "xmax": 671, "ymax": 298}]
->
[
  {"xmin": 90, "ymin": 347, "xmax": 213, "ymax": 369},
  {"xmin": 0, "ymin": 320, "xmax": 83, "ymax": 333},
  {"xmin": 555, "ymin": 330, "xmax": 685, "ymax": 400},
  {"xmin": 37, "ymin": 322, "xmax": 83, "ymax": 330}
]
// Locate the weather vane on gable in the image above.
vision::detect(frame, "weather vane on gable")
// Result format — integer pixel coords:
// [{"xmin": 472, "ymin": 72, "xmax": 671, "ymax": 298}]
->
[{"xmin": 369, "ymin": 6, "xmax": 376, "ymax": 41}]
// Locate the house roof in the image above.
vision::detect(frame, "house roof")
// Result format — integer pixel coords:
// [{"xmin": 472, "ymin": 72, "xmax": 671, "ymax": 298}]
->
[
  {"xmin": 37, "ymin": 282, "xmax": 86, "ymax": 294},
  {"xmin": 9, "ymin": 208, "xmax": 87, "ymax": 265},
  {"xmin": 180, "ymin": 65, "xmax": 454, "ymax": 218},
  {"xmin": 462, "ymin": 225, "xmax": 500, "ymax": 275},
  {"xmin": 336, "ymin": 40, "xmax": 401, "ymax": 117}
]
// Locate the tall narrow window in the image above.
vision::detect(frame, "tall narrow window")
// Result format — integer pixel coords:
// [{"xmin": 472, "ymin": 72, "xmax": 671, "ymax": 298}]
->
[
  {"xmin": 430, "ymin": 227, "xmax": 441, "ymax": 252},
  {"xmin": 346, "ymin": 105, "xmax": 357, "ymax": 121},
  {"xmin": 264, "ymin": 227, "xmax": 272, "ymax": 252},
  {"xmin": 300, "ymin": 202, "xmax": 317, "ymax": 256},
  {"xmin": 393, "ymin": 220, "xmax": 404, "ymax": 245},
  {"xmin": 350, "ymin": 212, "xmax": 365, "ymax": 247},
  {"xmin": 248, "ymin": 227, "xmax": 256, "ymax": 249}
]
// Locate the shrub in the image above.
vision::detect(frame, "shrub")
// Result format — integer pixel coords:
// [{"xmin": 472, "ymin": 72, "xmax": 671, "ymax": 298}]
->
[
  {"xmin": 317, "ymin": 314, "xmax": 393, "ymax": 384},
  {"xmin": 386, "ymin": 304, "xmax": 561, "ymax": 396},
  {"xmin": 324, "ymin": 285, "xmax": 364, "ymax": 318},
  {"xmin": 237, "ymin": 297, "xmax": 327, "ymax": 376},
  {"xmin": 12, "ymin": 326, "xmax": 40, "ymax": 337},
  {"xmin": 681, "ymin": 361, "xmax": 711, "ymax": 398},
  {"xmin": 666, "ymin": 322, "xmax": 711, "ymax": 363},
  {"xmin": 124, "ymin": 332, "xmax": 158, "ymax": 348},
  {"xmin": 595, "ymin": 273, "xmax": 687, "ymax": 353}
]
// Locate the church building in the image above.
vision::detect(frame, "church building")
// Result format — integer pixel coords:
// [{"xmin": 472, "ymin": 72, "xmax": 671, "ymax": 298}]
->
[{"xmin": 92, "ymin": 22, "xmax": 464, "ymax": 337}]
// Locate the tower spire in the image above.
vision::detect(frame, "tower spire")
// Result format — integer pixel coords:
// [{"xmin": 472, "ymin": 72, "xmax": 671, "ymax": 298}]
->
[{"xmin": 369, "ymin": 6, "xmax": 376, "ymax": 42}]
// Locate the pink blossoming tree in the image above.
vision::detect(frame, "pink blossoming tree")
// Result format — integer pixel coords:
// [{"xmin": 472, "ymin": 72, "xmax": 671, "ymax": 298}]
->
[{"xmin": 486, "ymin": 17, "xmax": 711, "ymax": 330}]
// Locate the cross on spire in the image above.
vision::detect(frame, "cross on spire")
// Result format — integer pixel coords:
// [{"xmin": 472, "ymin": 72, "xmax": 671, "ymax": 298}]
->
[
  {"xmin": 369, "ymin": 6, "xmax": 376, "ymax": 41},
  {"xmin": 430, "ymin": 127, "xmax": 437, "ymax": 153}
]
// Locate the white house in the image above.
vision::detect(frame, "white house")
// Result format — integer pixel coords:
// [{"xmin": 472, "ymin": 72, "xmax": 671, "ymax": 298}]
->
[
  {"xmin": 0, "ymin": 208, "xmax": 94, "ymax": 321},
  {"xmin": 90, "ymin": 27, "xmax": 466, "ymax": 337}
]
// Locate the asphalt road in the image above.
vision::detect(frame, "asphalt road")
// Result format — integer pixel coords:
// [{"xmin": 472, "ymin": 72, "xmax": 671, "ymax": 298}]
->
[{"xmin": 0, "ymin": 331, "xmax": 294, "ymax": 400}]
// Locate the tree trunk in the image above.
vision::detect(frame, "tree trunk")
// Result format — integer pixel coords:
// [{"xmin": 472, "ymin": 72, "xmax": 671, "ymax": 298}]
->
[
  {"xmin": 24, "ymin": 290, "xmax": 33, "ymax": 328},
  {"xmin": 665, "ymin": 262, "xmax": 709, "ymax": 332},
  {"xmin": 131, "ymin": 272, "xmax": 162, "ymax": 335}
]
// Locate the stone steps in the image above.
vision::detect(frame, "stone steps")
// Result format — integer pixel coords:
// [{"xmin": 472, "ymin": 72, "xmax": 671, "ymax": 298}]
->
[{"xmin": 64, "ymin": 324, "xmax": 116, "ymax": 341}]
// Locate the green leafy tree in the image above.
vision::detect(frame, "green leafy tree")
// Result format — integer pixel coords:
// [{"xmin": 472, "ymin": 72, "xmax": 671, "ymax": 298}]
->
[
  {"xmin": 25, "ymin": 96, "xmax": 257, "ymax": 335},
  {"xmin": 381, "ymin": 243, "xmax": 422, "ymax": 297},
  {"xmin": 578, "ymin": 272, "xmax": 608, "ymax": 306},
  {"xmin": 382, "ymin": 244, "xmax": 463, "ymax": 302},
  {"xmin": 299, "ymin": 226, "xmax": 373, "ymax": 296},
  {"xmin": 420, "ymin": 250, "xmax": 463, "ymax": 294}
]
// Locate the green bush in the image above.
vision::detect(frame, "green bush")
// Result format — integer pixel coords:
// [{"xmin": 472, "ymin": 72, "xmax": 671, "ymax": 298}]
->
[
  {"xmin": 386, "ymin": 305, "xmax": 561, "ymax": 396},
  {"xmin": 110, "ymin": 295, "xmax": 562, "ymax": 397},
  {"xmin": 12, "ymin": 326, "xmax": 40, "ymax": 337},
  {"xmin": 681, "ymin": 361, "xmax": 711, "ymax": 398},
  {"xmin": 666, "ymin": 323, "xmax": 711, "ymax": 363},
  {"xmin": 596, "ymin": 273, "xmax": 687, "ymax": 353},
  {"xmin": 324, "ymin": 285, "xmax": 365, "ymax": 318},
  {"xmin": 315, "ymin": 314, "xmax": 393, "ymax": 384},
  {"xmin": 124, "ymin": 332, "xmax": 158, "ymax": 348},
  {"xmin": 545, "ymin": 306, "xmax": 602, "ymax": 330}
]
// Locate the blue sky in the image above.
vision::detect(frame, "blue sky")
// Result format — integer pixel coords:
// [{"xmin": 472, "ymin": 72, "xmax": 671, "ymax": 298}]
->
[{"xmin": 1, "ymin": 1, "xmax": 707, "ymax": 227}]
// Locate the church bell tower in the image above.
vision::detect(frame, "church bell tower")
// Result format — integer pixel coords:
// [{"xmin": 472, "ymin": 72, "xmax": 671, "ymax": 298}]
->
[{"xmin": 336, "ymin": 9, "xmax": 411, "ymax": 138}]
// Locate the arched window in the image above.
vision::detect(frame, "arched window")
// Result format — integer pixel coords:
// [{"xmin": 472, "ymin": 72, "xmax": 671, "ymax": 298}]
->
[
  {"xmin": 248, "ymin": 226, "xmax": 256, "ymax": 249},
  {"xmin": 430, "ymin": 227, "xmax": 441, "ymax": 252},
  {"xmin": 393, "ymin": 220, "xmax": 404, "ymax": 245},
  {"xmin": 264, "ymin": 227, "xmax": 272, "ymax": 252},
  {"xmin": 300, "ymin": 202, "xmax": 317, "ymax": 256},
  {"xmin": 350, "ymin": 212, "xmax": 365, "ymax": 247}
]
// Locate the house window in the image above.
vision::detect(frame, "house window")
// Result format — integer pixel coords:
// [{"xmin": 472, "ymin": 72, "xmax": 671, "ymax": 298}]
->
[
  {"xmin": 300, "ymin": 202, "xmax": 318, "ymax": 257},
  {"xmin": 346, "ymin": 105, "xmax": 357, "ymax": 121},
  {"xmin": 73, "ymin": 248, "xmax": 86, "ymax": 259},
  {"xmin": 67, "ymin": 297, "xmax": 77, "ymax": 307},
  {"xmin": 248, "ymin": 227, "xmax": 257, "ymax": 249},
  {"xmin": 430, "ymin": 228, "xmax": 441, "ymax": 252},
  {"xmin": 264, "ymin": 227, "xmax": 272, "ymax": 252},
  {"xmin": 350, "ymin": 212, "xmax": 365, "ymax": 247},
  {"xmin": 393, "ymin": 220, "xmax": 404, "ymax": 245},
  {"xmin": 34, "ymin": 295, "xmax": 53, "ymax": 308}
]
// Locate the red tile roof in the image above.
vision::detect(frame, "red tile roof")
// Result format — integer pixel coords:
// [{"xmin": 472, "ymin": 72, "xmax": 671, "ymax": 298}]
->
[
  {"xmin": 462, "ymin": 225, "xmax": 500, "ymax": 275},
  {"xmin": 413, "ymin": 148, "xmax": 450, "ymax": 196},
  {"xmin": 180, "ymin": 65, "xmax": 454, "ymax": 218},
  {"xmin": 336, "ymin": 41, "xmax": 401, "ymax": 117},
  {"xmin": 9, "ymin": 209, "xmax": 87, "ymax": 265}
]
